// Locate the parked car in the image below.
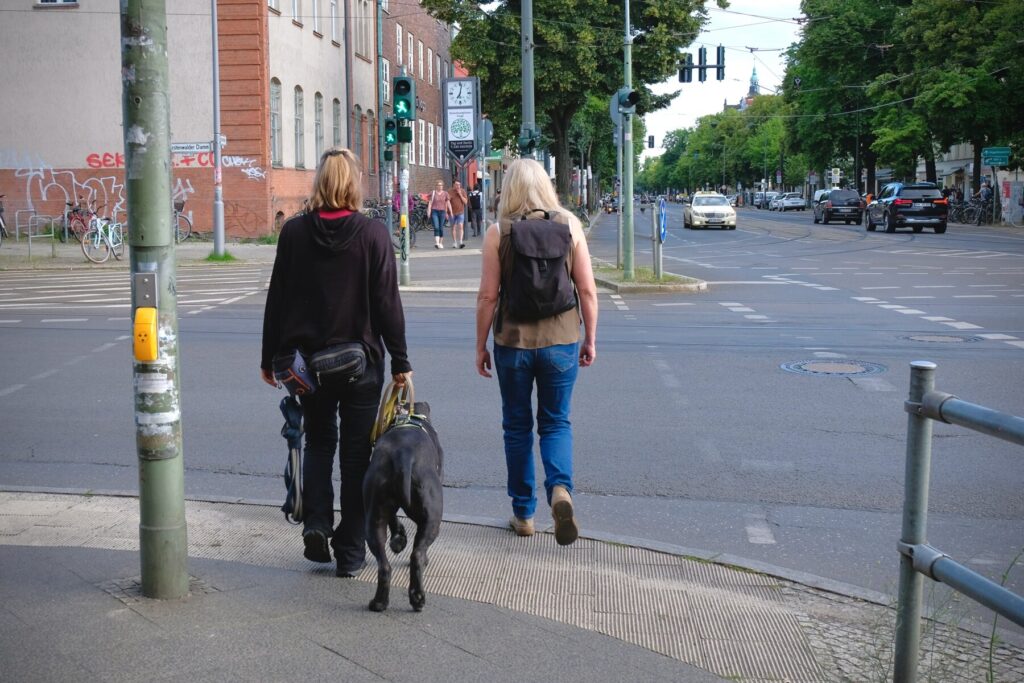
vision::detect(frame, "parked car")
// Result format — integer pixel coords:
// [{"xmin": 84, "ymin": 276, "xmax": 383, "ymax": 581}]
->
[
  {"xmin": 866, "ymin": 182, "xmax": 948, "ymax": 234},
  {"xmin": 813, "ymin": 188, "xmax": 864, "ymax": 225},
  {"xmin": 683, "ymin": 192, "xmax": 736, "ymax": 229},
  {"xmin": 755, "ymin": 191, "xmax": 779, "ymax": 209},
  {"xmin": 777, "ymin": 192, "xmax": 805, "ymax": 211}
]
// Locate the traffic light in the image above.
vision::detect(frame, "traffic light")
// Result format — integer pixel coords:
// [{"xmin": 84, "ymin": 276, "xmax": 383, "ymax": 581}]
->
[
  {"xmin": 678, "ymin": 53, "xmax": 693, "ymax": 83},
  {"xmin": 616, "ymin": 87, "xmax": 639, "ymax": 115},
  {"xmin": 383, "ymin": 117, "xmax": 397, "ymax": 146},
  {"xmin": 716, "ymin": 45, "xmax": 725, "ymax": 81},
  {"xmin": 517, "ymin": 128, "xmax": 538, "ymax": 155},
  {"xmin": 383, "ymin": 149, "xmax": 394, "ymax": 161},
  {"xmin": 648, "ymin": 135, "xmax": 654, "ymax": 148},
  {"xmin": 698, "ymin": 46, "xmax": 708, "ymax": 82},
  {"xmin": 393, "ymin": 76, "xmax": 415, "ymax": 120}
]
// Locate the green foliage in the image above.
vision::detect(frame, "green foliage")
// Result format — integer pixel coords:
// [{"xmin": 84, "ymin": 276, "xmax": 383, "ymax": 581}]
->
[
  {"xmin": 205, "ymin": 251, "xmax": 237, "ymax": 263},
  {"xmin": 420, "ymin": 0, "xmax": 724, "ymax": 195}
]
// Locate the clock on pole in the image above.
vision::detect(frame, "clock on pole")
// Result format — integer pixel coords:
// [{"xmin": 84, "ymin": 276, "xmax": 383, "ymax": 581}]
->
[{"xmin": 442, "ymin": 77, "xmax": 480, "ymax": 163}]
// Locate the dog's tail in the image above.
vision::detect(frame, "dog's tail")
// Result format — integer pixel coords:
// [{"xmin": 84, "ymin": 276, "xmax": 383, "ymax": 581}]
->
[{"xmin": 399, "ymin": 449, "xmax": 414, "ymax": 512}]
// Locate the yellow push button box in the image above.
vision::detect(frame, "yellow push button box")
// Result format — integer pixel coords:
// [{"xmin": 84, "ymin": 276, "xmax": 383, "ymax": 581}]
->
[{"xmin": 133, "ymin": 307, "xmax": 158, "ymax": 361}]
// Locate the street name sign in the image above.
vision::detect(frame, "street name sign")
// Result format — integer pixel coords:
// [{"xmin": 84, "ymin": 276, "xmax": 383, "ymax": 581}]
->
[{"xmin": 171, "ymin": 142, "xmax": 213, "ymax": 154}]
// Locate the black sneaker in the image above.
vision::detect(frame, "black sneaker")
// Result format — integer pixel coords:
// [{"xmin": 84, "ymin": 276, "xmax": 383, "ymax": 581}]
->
[
  {"xmin": 336, "ymin": 560, "xmax": 365, "ymax": 578},
  {"xmin": 302, "ymin": 529, "xmax": 331, "ymax": 563}
]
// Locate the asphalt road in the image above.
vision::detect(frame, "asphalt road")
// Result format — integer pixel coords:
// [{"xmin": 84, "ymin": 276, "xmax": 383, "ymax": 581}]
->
[{"xmin": 1, "ymin": 208, "xmax": 1022, "ymax": 633}]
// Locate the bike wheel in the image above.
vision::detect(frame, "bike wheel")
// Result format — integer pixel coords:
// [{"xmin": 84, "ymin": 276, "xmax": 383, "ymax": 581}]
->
[
  {"xmin": 111, "ymin": 225, "xmax": 126, "ymax": 260},
  {"xmin": 81, "ymin": 228, "xmax": 110, "ymax": 263},
  {"xmin": 176, "ymin": 214, "xmax": 192, "ymax": 242},
  {"xmin": 69, "ymin": 215, "xmax": 88, "ymax": 242}
]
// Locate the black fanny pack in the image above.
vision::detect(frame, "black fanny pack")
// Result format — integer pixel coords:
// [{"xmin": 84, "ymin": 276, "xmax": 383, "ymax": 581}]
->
[{"xmin": 311, "ymin": 342, "xmax": 366, "ymax": 384}]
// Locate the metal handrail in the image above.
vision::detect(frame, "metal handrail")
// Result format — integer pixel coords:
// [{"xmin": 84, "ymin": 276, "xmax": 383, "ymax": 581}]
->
[{"xmin": 893, "ymin": 361, "xmax": 1024, "ymax": 682}]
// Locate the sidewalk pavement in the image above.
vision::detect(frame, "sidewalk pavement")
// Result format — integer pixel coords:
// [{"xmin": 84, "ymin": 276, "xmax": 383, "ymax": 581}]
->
[{"xmin": 2, "ymin": 491, "xmax": 1022, "ymax": 682}]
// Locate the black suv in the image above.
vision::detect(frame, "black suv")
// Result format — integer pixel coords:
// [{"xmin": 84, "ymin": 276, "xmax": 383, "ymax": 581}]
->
[
  {"xmin": 813, "ymin": 188, "xmax": 864, "ymax": 225},
  {"xmin": 866, "ymin": 182, "xmax": 948, "ymax": 234}
]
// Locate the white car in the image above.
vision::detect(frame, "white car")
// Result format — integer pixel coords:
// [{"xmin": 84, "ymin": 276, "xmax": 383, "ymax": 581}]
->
[
  {"xmin": 684, "ymin": 193, "xmax": 736, "ymax": 230},
  {"xmin": 777, "ymin": 193, "xmax": 806, "ymax": 211}
]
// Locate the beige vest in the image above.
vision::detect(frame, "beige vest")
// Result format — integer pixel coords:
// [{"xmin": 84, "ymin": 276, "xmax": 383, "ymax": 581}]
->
[{"xmin": 493, "ymin": 210, "xmax": 581, "ymax": 349}]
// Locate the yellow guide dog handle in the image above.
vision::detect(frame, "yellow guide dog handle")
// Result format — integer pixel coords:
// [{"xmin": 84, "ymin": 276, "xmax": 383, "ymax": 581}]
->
[{"xmin": 371, "ymin": 379, "xmax": 415, "ymax": 444}]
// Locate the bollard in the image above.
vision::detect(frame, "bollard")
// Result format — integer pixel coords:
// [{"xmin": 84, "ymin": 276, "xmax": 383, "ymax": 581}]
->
[{"xmin": 893, "ymin": 360, "xmax": 937, "ymax": 682}]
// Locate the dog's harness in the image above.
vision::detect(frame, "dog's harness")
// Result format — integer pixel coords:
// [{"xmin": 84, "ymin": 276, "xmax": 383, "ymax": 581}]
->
[{"xmin": 371, "ymin": 379, "xmax": 418, "ymax": 444}]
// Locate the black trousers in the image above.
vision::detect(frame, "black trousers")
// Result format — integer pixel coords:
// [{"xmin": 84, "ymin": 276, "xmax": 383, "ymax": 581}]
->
[
  {"xmin": 470, "ymin": 207, "xmax": 483, "ymax": 236},
  {"xmin": 300, "ymin": 361, "xmax": 383, "ymax": 570}
]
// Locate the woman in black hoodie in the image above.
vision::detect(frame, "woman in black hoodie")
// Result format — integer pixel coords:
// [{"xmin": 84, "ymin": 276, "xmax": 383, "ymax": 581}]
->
[{"xmin": 261, "ymin": 148, "xmax": 412, "ymax": 576}]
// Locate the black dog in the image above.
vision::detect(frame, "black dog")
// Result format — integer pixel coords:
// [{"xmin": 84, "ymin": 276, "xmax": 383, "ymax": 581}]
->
[{"xmin": 362, "ymin": 402, "xmax": 443, "ymax": 612}]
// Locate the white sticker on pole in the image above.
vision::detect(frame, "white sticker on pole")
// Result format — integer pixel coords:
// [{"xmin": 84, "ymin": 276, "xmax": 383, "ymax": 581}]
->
[{"xmin": 400, "ymin": 168, "xmax": 410, "ymax": 191}]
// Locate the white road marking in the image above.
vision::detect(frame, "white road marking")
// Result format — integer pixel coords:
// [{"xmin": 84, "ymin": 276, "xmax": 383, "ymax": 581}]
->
[
  {"xmin": 220, "ymin": 291, "xmax": 259, "ymax": 305},
  {"xmin": 0, "ymin": 384, "xmax": 26, "ymax": 398},
  {"xmin": 651, "ymin": 302, "xmax": 695, "ymax": 306},
  {"xmin": 40, "ymin": 318, "xmax": 88, "ymax": 323},
  {"xmin": 878, "ymin": 304, "xmax": 905, "ymax": 309},
  {"xmin": 914, "ymin": 285, "xmax": 955, "ymax": 288},
  {"xmin": 860, "ymin": 287, "xmax": 898, "ymax": 291},
  {"xmin": 852, "ymin": 297, "xmax": 879, "ymax": 301},
  {"xmin": 744, "ymin": 514, "xmax": 777, "ymax": 545},
  {"xmin": 107, "ymin": 317, "xmax": 130, "ymax": 322},
  {"xmin": 744, "ymin": 314, "xmax": 768, "ymax": 320},
  {"xmin": 895, "ymin": 309, "xmax": 927, "ymax": 315},
  {"xmin": 30, "ymin": 369, "xmax": 60, "ymax": 381},
  {"xmin": 942, "ymin": 321, "xmax": 983, "ymax": 330},
  {"xmin": 923, "ymin": 316, "xmax": 954, "ymax": 322},
  {"xmin": 849, "ymin": 377, "xmax": 897, "ymax": 392},
  {"xmin": 813, "ymin": 352, "xmax": 845, "ymax": 358},
  {"xmin": 610, "ymin": 294, "xmax": 623, "ymax": 300},
  {"xmin": 91, "ymin": 343, "xmax": 118, "ymax": 353},
  {"xmin": 976, "ymin": 334, "xmax": 1017, "ymax": 340},
  {"xmin": 0, "ymin": 319, "xmax": 21, "ymax": 323},
  {"xmin": 705, "ymin": 281, "xmax": 788, "ymax": 285},
  {"xmin": 953, "ymin": 295, "xmax": 997, "ymax": 299},
  {"xmin": 719, "ymin": 302, "xmax": 743, "ymax": 307},
  {"xmin": 1006, "ymin": 341, "xmax": 1024, "ymax": 350},
  {"xmin": 894, "ymin": 296, "xmax": 935, "ymax": 300},
  {"xmin": 116, "ymin": 335, "xmax": 130, "ymax": 341},
  {"xmin": 729, "ymin": 307, "xmax": 755, "ymax": 312}
]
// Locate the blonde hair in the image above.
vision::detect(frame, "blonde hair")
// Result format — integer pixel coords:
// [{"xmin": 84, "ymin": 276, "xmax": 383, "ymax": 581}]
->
[
  {"xmin": 498, "ymin": 158, "xmax": 580, "ymax": 231},
  {"xmin": 308, "ymin": 148, "xmax": 363, "ymax": 212}
]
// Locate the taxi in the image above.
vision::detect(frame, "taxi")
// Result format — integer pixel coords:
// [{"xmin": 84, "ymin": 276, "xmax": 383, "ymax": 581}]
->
[{"xmin": 683, "ymin": 192, "xmax": 737, "ymax": 230}]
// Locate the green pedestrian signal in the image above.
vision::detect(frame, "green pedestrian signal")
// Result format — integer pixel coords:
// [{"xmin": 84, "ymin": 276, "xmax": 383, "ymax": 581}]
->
[
  {"xmin": 393, "ymin": 76, "xmax": 415, "ymax": 121},
  {"xmin": 383, "ymin": 117, "xmax": 397, "ymax": 146}
]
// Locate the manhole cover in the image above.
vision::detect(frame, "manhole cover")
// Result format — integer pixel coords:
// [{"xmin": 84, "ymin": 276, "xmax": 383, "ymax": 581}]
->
[
  {"xmin": 780, "ymin": 360, "xmax": 888, "ymax": 376},
  {"xmin": 904, "ymin": 334, "xmax": 982, "ymax": 344}
]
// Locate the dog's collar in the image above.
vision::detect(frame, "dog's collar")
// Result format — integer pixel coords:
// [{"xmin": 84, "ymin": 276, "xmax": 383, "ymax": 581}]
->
[{"xmin": 389, "ymin": 413, "xmax": 431, "ymax": 433}]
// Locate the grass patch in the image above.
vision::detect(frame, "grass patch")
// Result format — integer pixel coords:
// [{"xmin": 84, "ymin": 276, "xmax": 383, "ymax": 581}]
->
[
  {"xmin": 594, "ymin": 265, "xmax": 685, "ymax": 284},
  {"xmin": 255, "ymin": 232, "xmax": 279, "ymax": 245},
  {"xmin": 205, "ymin": 250, "xmax": 238, "ymax": 263}
]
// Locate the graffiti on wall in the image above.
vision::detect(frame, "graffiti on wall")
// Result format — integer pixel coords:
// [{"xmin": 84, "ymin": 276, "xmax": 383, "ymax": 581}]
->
[{"xmin": 86, "ymin": 151, "xmax": 266, "ymax": 180}]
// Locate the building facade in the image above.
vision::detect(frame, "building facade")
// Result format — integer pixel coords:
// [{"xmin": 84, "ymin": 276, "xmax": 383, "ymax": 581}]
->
[{"xmin": 0, "ymin": 0, "xmax": 454, "ymax": 237}]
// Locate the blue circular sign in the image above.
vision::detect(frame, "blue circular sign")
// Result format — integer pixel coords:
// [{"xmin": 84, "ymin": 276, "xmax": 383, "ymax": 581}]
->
[{"xmin": 658, "ymin": 197, "xmax": 667, "ymax": 243}]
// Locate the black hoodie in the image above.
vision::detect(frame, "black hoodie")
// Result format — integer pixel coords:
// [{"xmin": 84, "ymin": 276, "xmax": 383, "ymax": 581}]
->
[{"xmin": 261, "ymin": 210, "xmax": 411, "ymax": 375}]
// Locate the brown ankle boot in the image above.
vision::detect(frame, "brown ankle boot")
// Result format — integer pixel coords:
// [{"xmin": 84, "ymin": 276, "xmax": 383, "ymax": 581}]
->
[{"xmin": 550, "ymin": 486, "xmax": 578, "ymax": 546}]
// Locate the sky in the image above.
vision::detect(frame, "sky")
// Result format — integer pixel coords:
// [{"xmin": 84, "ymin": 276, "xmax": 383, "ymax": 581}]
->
[{"xmin": 639, "ymin": 0, "xmax": 805, "ymax": 161}]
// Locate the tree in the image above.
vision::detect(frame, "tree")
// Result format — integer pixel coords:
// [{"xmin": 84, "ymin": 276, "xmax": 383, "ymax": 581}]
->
[{"xmin": 421, "ymin": 0, "xmax": 726, "ymax": 196}]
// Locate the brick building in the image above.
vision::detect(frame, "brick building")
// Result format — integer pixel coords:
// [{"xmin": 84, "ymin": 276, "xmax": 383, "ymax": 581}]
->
[
  {"xmin": 379, "ymin": 1, "xmax": 455, "ymax": 202},
  {"xmin": 0, "ymin": 0, "xmax": 454, "ymax": 238}
]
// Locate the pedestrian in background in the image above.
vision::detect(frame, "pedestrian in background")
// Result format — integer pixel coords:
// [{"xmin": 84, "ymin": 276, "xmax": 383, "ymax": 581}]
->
[
  {"xmin": 468, "ymin": 181, "xmax": 484, "ymax": 237},
  {"xmin": 428, "ymin": 180, "xmax": 452, "ymax": 249},
  {"xmin": 261, "ymin": 147, "xmax": 412, "ymax": 577},
  {"xmin": 449, "ymin": 180, "xmax": 468, "ymax": 248},
  {"xmin": 491, "ymin": 188, "xmax": 501, "ymax": 221},
  {"xmin": 474, "ymin": 158, "xmax": 599, "ymax": 546}
]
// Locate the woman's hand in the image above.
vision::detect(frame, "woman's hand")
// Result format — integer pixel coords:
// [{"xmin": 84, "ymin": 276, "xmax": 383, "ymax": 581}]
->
[
  {"xmin": 579, "ymin": 340, "xmax": 596, "ymax": 368},
  {"xmin": 261, "ymin": 368, "xmax": 277, "ymax": 387},
  {"xmin": 476, "ymin": 348, "xmax": 492, "ymax": 378}
]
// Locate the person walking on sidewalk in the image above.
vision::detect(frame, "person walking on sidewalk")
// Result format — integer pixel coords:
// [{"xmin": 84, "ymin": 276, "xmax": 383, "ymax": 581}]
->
[
  {"xmin": 473, "ymin": 158, "xmax": 599, "ymax": 545},
  {"xmin": 428, "ymin": 180, "xmax": 452, "ymax": 249},
  {"xmin": 261, "ymin": 147, "xmax": 412, "ymax": 577},
  {"xmin": 449, "ymin": 180, "xmax": 469, "ymax": 248},
  {"xmin": 468, "ymin": 181, "xmax": 484, "ymax": 237}
]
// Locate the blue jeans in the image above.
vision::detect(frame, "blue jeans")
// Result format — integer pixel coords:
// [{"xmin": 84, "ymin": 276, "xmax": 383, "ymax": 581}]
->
[
  {"xmin": 431, "ymin": 209, "xmax": 446, "ymax": 237},
  {"xmin": 493, "ymin": 342, "xmax": 578, "ymax": 520}
]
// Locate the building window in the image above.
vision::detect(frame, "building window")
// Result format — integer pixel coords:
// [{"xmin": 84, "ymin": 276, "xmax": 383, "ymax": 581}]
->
[
  {"xmin": 312, "ymin": 0, "xmax": 320, "ymax": 33},
  {"xmin": 396, "ymin": 25, "xmax": 402, "ymax": 66},
  {"xmin": 362, "ymin": 0, "xmax": 372, "ymax": 56},
  {"xmin": 330, "ymin": 0, "xmax": 338, "ymax": 41},
  {"xmin": 270, "ymin": 79, "xmax": 282, "ymax": 167},
  {"xmin": 408, "ymin": 34, "xmax": 414, "ymax": 71},
  {"xmin": 314, "ymin": 92, "xmax": 324, "ymax": 160},
  {"xmin": 353, "ymin": 105, "xmax": 363, "ymax": 167},
  {"xmin": 332, "ymin": 98, "xmax": 342, "ymax": 147},
  {"xmin": 418, "ymin": 120, "xmax": 425, "ymax": 166},
  {"xmin": 435, "ymin": 55, "xmax": 441, "ymax": 88},
  {"xmin": 409, "ymin": 123, "xmax": 415, "ymax": 166},
  {"xmin": 443, "ymin": 60, "xmax": 449, "ymax": 79},
  {"xmin": 382, "ymin": 0, "xmax": 388, "ymax": 12},
  {"xmin": 294, "ymin": 86, "xmax": 305, "ymax": 168},
  {"xmin": 292, "ymin": 0, "xmax": 301, "ymax": 23},
  {"xmin": 427, "ymin": 48, "xmax": 433, "ymax": 85},
  {"xmin": 367, "ymin": 111, "xmax": 376, "ymax": 176},
  {"xmin": 269, "ymin": 0, "xmax": 280, "ymax": 10},
  {"xmin": 437, "ymin": 124, "xmax": 443, "ymax": 168},
  {"xmin": 428, "ymin": 124, "xmax": 434, "ymax": 168},
  {"xmin": 382, "ymin": 59, "xmax": 391, "ymax": 102},
  {"xmin": 418, "ymin": 41, "xmax": 424, "ymax": 80}
]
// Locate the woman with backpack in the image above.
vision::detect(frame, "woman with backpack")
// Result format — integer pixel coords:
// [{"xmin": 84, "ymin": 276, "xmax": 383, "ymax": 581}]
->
[
  {"xmin": 261, "ymin": 148, "xmax": 412, "ymax": 577},
  {"xmin": 474, "ymin": 158, "xmax": 599, "ymax": 546}
]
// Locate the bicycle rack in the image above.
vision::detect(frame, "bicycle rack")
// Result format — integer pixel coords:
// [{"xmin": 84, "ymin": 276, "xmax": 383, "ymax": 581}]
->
[{"xmin": 26, "ymin": 214, "xmax": 60, "ymax": 259}]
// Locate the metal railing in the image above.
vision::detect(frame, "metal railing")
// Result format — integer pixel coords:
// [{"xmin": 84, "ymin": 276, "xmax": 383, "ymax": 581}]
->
[{"xmin": 893, "ymin": 361, "xmax": 1024, "ymax": 682}]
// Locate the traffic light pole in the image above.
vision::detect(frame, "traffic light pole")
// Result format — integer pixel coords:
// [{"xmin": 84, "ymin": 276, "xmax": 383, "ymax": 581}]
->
[
  {"xmin": 399, "ymin": 122, "xmax": 410, "ymax": 286},
  {"xmin": 616, "ymin": 124, "xmax": 623, "ymax": 268},
  {"xmin": 622, "ymin": 0, "xmax": 635, "ymax": 280},
  {"xmin": 520, "ymin": 0, "xmax": 535, "ymax": 157},
  {"xmin": 120, "ymin": 0, "xmax": 188, "ymax": 600}
]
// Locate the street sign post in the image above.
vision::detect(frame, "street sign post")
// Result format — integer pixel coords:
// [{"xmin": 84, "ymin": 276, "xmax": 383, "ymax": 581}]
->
[{"xmin": 981, "ymin": 146, "xmax": 1010, "ymax": 166}]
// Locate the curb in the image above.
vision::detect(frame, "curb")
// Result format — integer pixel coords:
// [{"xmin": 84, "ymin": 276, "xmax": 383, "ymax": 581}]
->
[{"xmin": 592, "ymin": 274, "xmax": 709, "ymax": 294}]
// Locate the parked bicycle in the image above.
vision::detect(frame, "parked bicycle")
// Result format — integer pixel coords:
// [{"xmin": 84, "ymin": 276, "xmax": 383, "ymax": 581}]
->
[
  {"xmin": 82, "ymin": 215, "xmax": 127, "ymax": 263},
  {"xmin": 61, "ymin": 197, "xmax": 89, "ymax": 242},
  {"xmin": 173, "ymin": 199, "xmax": 192, "ymax": 242}
]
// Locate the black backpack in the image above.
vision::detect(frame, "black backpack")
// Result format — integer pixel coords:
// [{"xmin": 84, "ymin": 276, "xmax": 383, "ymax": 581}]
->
[{"xmin": 498, "ymin": 210, "xmax": 577, "ymax": 330}]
